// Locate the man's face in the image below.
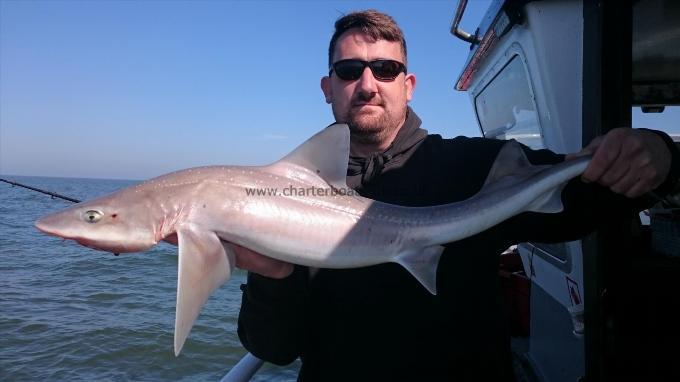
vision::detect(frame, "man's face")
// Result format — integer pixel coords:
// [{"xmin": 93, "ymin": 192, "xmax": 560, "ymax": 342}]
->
[{"xmin": 321, "ymin": 29, "xmax": 416, "ymax": 145}]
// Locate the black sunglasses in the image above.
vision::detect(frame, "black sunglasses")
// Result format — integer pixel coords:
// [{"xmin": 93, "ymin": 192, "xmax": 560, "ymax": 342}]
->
[{"xmin": 329, "ymin": 59, "xmax": 407, "ymax": 81}]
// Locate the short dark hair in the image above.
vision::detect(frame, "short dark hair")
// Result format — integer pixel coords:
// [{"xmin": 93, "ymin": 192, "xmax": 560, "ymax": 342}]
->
[{"xmin": 328, "ymin": 10, "xmax": 407, "ymax": 68}]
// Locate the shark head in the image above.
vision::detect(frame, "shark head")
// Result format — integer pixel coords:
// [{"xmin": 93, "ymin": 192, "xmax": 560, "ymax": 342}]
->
[
  {"xmin": 33, "ymin": 123, "xmax": 354, "ymax": 356},
  {"xmin": 35, "ymin": 187, "xmax": 159, "ymax": 254}
]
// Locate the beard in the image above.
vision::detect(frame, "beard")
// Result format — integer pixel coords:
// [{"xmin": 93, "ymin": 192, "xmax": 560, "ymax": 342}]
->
[{"xmin": 342, "ymin": 104, "xmax": 407, "ymax": 146}]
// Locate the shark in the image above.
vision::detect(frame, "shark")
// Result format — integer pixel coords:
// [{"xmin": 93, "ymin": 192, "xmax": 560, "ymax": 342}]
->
[{"xmin": 35, "ymin": 123, "xmax": 591, "ymax": 355}]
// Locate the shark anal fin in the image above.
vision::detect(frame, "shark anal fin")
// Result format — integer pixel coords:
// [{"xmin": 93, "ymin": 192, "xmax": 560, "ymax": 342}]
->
[
  {"xmin": 393, "ymin": 245, "xmax": 445, "ymax": 295},
  {"xmin": 175, "ymin": 226, "xmax": 235, "ymax": 356}
]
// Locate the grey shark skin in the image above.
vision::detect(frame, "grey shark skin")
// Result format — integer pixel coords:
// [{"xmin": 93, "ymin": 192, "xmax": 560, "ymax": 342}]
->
[{"xmin": 35, "ymin": 123, "xmax": 590, "ymax": 356}]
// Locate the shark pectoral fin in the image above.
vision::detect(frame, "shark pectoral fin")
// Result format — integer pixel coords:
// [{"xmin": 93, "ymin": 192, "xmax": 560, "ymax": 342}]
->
[
  {"xmin": 393, "ymin": 245, "xmax": 445, "ymax": 295},
  {"xmin": 175, "ymin": 226, "xmax": 235, "ymax": 356}
]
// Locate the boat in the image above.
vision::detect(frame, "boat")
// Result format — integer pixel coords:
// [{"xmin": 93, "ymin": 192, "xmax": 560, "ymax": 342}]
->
[{"xmin": 451, "ymin": 0, "xmax": 680, "ymax": 380}]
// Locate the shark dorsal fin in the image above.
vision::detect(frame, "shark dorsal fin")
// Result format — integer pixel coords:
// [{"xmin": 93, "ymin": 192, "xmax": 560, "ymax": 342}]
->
[{"xmin": 265, "ymin": 123, "xmax": 350, "ymax": 189}]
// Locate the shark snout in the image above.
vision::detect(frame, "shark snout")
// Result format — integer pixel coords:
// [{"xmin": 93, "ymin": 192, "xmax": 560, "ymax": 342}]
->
[
  {"xmin": 35, "ymin": 213, "xmax": 64, "ymax": 237},
  {"xmin": 37, "ymin": 217, "xmax": 123, "ymax": 254}
]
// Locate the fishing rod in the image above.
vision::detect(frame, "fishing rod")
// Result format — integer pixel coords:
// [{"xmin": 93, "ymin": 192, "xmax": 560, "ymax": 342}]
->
[
  {"xmin": 2, "ymin": 177, "xmax": 122, "ymax": 256},
  {"xmin": 0, "ymin": 178, "xmax": 81, "ymax": 203}
]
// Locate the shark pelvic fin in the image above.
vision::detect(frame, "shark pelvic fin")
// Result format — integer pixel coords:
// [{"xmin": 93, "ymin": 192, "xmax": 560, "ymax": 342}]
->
[
  {"xmin": 393, "ymin": 245, "xmax": 445, "ymax": 295},
  {"xmin": 265, "ymin": 123, "xmax": 350, "ymax": 189},
  {"xmin": 481, "ymin": 140, "xmax": 566, "ymax": 213},
  {"xmin": 174, "ymin": 225, "xmax": 235, "ymax": 356}
]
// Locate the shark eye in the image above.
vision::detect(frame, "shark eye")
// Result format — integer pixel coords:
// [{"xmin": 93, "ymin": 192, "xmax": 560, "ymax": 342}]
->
[{"xmin": 82, "ymin": 210, "xmax": 103, "ymax": 223}]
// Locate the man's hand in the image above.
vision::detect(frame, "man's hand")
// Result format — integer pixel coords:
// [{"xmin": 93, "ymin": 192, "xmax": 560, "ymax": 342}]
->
[
  {"xmin": 567, "ymin": 128, "xmax": 671, "ymax": 198},
  {"xmin": 229, "ymin": 243, "xmax": 294, "ymax": 279}
]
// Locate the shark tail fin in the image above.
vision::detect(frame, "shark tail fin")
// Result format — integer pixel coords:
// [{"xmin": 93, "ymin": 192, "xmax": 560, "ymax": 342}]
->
[
  {"xmin": 482, "ymin": 140, "xmax": 566, "ymax": 214},
  {"xmin": 175, "ymin": 226, "xmax": 235, "ymax": 356},
  {"xmin": 393, "ymin": 245, "xmax": 445, "ymax": 295}
]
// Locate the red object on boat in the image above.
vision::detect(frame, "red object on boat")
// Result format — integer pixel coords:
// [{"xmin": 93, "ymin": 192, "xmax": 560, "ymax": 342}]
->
[{"xmin": 499, "ymin": 248, "xmax": 531, "ymax": 337}]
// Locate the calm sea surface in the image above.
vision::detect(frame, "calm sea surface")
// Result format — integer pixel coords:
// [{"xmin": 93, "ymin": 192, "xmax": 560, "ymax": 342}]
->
[{"xmin": 0, "ymin": 175, "xmax": 299, "ymax": 381}]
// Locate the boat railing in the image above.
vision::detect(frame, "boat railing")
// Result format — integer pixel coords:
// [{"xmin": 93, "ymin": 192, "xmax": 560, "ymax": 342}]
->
[{"xmin": 220, "ymin": 352, "xmax": 264, "ymax": 382}]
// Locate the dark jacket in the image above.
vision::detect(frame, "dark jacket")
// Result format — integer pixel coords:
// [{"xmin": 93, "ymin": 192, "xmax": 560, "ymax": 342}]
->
[{"xmin": 238, "ymin": 111, "xmax": 680, "ymax": 381}]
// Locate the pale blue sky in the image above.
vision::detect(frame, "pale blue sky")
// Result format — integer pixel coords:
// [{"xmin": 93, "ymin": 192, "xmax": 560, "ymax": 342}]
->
[
  {"xmin": 1, "ymin": 0, "xmax": 494, "ymax": 179},
  {"xmin": 1, "ymin": 1, "xmax": 677, "ymax": 180}
]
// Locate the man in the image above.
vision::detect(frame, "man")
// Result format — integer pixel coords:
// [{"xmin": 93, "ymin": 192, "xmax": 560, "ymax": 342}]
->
[{"xmin": 232, "ymin": 10, "xmax": 679, "ymax": 381}]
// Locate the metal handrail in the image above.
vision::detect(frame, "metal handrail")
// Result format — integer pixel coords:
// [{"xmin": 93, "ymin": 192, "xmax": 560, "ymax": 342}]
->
[
  {"xmin": 450, "ymin": 0, "xmax": 481, "ymax": 44},
  {"xmin": 219, "ymin": 352, "xmax": 265, "ymax": 382}
]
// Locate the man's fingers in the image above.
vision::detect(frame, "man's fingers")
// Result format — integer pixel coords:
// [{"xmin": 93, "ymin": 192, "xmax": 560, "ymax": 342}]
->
[
  {"xmin": 247, "ymin": 256, "xmax": 294, "ymax": 279},
  {"xmin": 581, "ymin": 134, "xmax": 621, "ymax": 184},
  {"xmin": 627, "ymin": 166, "xmax": 664, "ymax": 198},
  {"xmin": 565, "ymin": 136, "xmax": 602, "ymax": 162},
  {"xmin": 231, "ymin": 243, "xmax": 294, "ymax": 279},
  {"xmin": 579, "ymin": 128, "xmax": 671, "ymax": 198},
  {"xmin": 609, "ymin": 170, "xmax": 640, "ymax": 196},
  {"xmin": 623, "ymin": 183, "xmax": 646, "ymax": 199},
  {"xmin": 624, "ymin": 180, "xmax": 658, "ymax": 199},
  {"xmin": 598, "ymin": 161, "xmax": 629, "ymax": 187}
]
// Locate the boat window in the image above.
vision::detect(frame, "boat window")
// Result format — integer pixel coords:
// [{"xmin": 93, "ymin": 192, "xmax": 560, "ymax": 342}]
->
[
  {"xmin": 633, "ymin": 106, "xmax": 680, "ymax": 143},
  {"xmin": 475, "ymin": 55, "xmax": 544, "ymax": 149},
  {"xmin": 633, "ymin": 106, "xmax": 680, "ymax": 226}
]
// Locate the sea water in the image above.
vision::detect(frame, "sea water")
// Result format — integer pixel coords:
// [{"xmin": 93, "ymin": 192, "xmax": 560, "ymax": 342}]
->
[{"xmin": 0, "ymin": 176, "xmax": 299, "ymax": 381}]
